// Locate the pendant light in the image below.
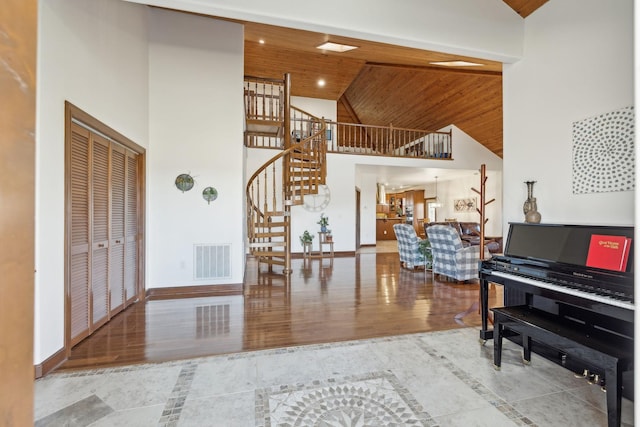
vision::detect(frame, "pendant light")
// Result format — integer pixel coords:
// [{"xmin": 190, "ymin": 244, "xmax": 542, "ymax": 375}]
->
[{"xmin": 432, "ymin": 176, "xmax": 442, "ymax": 207}]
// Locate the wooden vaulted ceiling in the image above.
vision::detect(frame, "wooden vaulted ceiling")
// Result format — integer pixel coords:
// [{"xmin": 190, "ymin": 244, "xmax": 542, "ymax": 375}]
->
[{"xmin": 242, "ymin": 0, "xmax": 548, "ymax": 158}]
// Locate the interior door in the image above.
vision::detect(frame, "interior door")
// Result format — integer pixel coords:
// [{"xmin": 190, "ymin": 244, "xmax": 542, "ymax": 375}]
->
[
  {"xmin": 91, "ymin": 133, "xmax": 110, "ymax": 329},
  {"xmin": 110, "ymin": 144, "xmax": 126, "ymax": 314},
  {"xmin": 355, "ymin": 188, "xmax": 361, "ymax": 250},
  {"xmin": 124, "ymin": 150, "xmax": 138, "ymax": 304},
  {"xmin": 69, "ymin": 123, "xmax": 91, "ymax": 346}
]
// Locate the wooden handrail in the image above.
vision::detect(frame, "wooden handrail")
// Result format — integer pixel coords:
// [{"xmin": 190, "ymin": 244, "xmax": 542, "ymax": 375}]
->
[
  {"xmin": 245, "ymin": 110, "xmax": 452, "ymax": 161},
  {"xmin": 245, "ymin": 132, "xmax": 324, "ymax": 215},
  {"xmin": 324, "ymin": 121, "xmax": 452, "ymax": 159}
]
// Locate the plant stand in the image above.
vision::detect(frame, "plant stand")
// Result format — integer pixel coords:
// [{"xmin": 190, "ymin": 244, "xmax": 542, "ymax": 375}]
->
[
  {"xmin": 318, "ymin": 232, "xmax": 334, "ymax": 258},
  {"xmin": 302, "ymin": 241, "xmax": 313, "ymax": 259},
  {"xmin": 302, "ymin": 232, "xmax": 334, "ymax": 260}
]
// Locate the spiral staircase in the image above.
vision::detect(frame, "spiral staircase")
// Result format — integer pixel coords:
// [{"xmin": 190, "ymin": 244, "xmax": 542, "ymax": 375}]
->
[{"xmin": 245, "ymin": 74, "xmax": 327, "ymax": 273}]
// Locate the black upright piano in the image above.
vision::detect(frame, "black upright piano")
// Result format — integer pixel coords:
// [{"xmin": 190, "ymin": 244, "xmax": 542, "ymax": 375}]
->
[{"xmin": 479, "ymin": 223, "xmax": 634, "ymax": 423}]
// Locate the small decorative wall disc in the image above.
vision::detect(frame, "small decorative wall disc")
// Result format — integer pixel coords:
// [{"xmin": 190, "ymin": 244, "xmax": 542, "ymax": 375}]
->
[
  {"xmin": 175, "ymin": 174, "xmax": 194, "ymax": 192},
  {"xmin": 203, "ymin": 187, "xmax": 218, "ymax": 204}
]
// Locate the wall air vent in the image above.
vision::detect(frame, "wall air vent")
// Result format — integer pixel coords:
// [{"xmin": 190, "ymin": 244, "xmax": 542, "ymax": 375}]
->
[{"xmin": 194, "ymin": 244, "xmax": 231, "ymax": 280}]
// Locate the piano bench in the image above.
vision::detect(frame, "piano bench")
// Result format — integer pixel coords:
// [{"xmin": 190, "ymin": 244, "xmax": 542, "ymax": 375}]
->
[{"xmin": 491, "ymin": 305, "xmax": 633, "ymax": 427}]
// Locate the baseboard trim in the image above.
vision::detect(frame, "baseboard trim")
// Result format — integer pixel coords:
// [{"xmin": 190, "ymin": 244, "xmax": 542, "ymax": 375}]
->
[
  {"xmin": 34, "ymin": 347, "xmax": 66, "ymax": 379},
  {"xmin": 146, "ymin": 283, "xmax": 243, "ymax": 300}
]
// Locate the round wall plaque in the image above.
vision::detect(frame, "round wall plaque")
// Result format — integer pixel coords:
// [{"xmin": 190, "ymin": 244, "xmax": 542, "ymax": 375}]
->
[
  {"xmin": 175, "ymin": 174, "xmax": 194, "ymax": 192},
  {"xmin": 203, "ymin": 187, "xmax": 218, "ymax": 204}
]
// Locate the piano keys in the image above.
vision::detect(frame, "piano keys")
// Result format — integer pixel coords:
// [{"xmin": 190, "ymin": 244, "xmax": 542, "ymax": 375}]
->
[{"xmin": 489, "ymin": 270, "xmax": 634, "ymax": 314}]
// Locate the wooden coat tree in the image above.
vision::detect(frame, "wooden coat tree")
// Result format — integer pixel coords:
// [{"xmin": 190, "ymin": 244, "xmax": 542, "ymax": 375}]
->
[{"xmin": 454, "ymin": 164, "xmax": 495, "ymax": 320}]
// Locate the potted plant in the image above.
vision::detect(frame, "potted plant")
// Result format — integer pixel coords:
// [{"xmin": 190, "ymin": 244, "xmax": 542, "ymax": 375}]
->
[
  {"xmin": 418, "ymin": 238, "xmax": 433, "ymax": 269},
  {"xmin": 325, "ymin": 229, "xmax": 333, "ymax": 242},
  {"xmin": 317, "ymin": 213, "xmax": 329, "ymax": 232},
  {"xmin": 300, "ymin": 230, "xmax": 314, "ymax": 245}
]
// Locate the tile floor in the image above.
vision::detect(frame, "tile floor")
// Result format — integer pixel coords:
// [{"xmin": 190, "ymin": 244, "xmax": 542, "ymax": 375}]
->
[
  {"xmin": 35, "ymin": 328, "xmax": 633, "ymax": 426},
  {"xmin": 357, "ymin": 240, "xmax": 399, "ymax": 254}
]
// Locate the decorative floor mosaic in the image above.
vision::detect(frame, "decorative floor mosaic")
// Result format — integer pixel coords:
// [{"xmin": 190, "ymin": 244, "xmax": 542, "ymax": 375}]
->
[
  {"xmin": 34, "ymin": 328, "xmax": 635, "ymax": 426},
  {"xmin": 257, "ymin": 371, "xmax": 435, "ymax": 426}
]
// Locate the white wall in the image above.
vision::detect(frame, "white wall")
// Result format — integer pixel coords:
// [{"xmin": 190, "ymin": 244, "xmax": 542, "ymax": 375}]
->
[
  {"xmin": 125, "ymin": 0, "xmax": 525, "ymax": 63},
  {"xmin": 503, "ymin": 0, "xmax": 634, "ymax": 236},
  {"xmin": 35, "ymin": 0, "xmax": 149, "ymax": 364},
  {"xmin": 429, "ymin": 172, "xmax": 503, "ymax": 236},
  {"xmin": 291, "ymin": 96, "xmax": 337, "ymax": 122},
  {"xmin": 148, "ymin": 9, "xmax": 245, "ymax": 288},
  {"xmin": 292, "ymin": 154, "xmax": 357, "ymax": 252}
]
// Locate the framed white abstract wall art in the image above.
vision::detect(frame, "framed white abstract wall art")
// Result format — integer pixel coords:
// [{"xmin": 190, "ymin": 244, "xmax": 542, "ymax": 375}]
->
[{"xmin": 572, "ymin": 106, "xmax": 634, "ymax": 194}]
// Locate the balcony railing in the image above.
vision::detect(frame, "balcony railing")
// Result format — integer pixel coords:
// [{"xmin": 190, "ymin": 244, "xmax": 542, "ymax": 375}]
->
[
  {"xmin": 244, "ymin": 75, "xmax": 284, "ymax": 123},
  {"xmin": 324, "ymin": 121, "xmax": 452, "ymax": 159},
  {"xmin": 244, "ymin": 75, "xmax": 452, "ymax": 160}
]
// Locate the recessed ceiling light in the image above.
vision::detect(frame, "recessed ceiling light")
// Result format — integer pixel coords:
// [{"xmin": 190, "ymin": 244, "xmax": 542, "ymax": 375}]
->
[
  {"xmin": 258, "ymin": 39, "xmax": 265, "ymax": 44},
  {"xmin": 317, "ymin": 79, "xmax": 326, "ymax": 87},
  {"xmin": 430, "ymin": 61, "xmax": 483, "ymax": 67},
  {"xmin": 316, "ymin": 42, "xmax": 358, "ymax": 53}
]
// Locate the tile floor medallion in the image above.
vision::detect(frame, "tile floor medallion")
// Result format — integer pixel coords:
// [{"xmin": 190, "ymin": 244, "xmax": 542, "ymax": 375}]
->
[{"xmin": 257, "ymin": 371, "xmax": 434, "ymax": 426}]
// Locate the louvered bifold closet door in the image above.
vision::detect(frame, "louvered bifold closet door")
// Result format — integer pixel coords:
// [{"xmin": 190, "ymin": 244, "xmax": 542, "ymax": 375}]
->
[
  {"xmin": 67, "ymin": 106, "xmax": 143, "ymax": 349},
  {"xmin": 91, "ymin": 134, "xmax": 110, "ymax": 329},
  {"xmin": 70, "ymin": 123, "xmax": 91, "ymax": 346},
  {"xmin": 124, "ymin": 151, "xmax": 138, "ymax": 304},
  {"xmin": 110, "ymin": 144, "xmax": 126, "ymax": 314}
]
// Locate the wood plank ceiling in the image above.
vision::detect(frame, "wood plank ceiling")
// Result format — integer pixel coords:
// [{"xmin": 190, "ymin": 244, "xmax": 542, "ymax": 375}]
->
[{"xmin": 242, "ymin": 0, "xmax": 548, "ymax": 158}]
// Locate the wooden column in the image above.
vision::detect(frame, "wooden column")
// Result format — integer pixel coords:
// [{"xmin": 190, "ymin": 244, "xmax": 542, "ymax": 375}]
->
[
  {"xmin": 282, "ymin": 73, "xmax": 292, "ymax": 274},
  {"xmin": 0, "ymin": 0, "xmax": 37, "ymax": 424}
]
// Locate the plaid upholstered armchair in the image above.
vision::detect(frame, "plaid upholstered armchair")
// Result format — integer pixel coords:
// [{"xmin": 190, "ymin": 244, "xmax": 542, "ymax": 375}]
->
[
  {"xmin": 426, "ymin": 224, "xmax": 490, "ymax": 281},
  {"xmin": 393, "ymin": 223, "xmax": 428, "ymax": 269}
]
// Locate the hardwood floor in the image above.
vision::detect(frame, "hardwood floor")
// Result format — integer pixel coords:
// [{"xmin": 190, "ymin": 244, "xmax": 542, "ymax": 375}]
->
[{"xmin": 58, "ymin": 250, "xmax": 502, "ymax": 372}]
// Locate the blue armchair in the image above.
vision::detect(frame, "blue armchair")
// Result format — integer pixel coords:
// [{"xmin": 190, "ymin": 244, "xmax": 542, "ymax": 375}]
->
[
  {"xmin": 393, "ymin": 223, "xmax": 428, "ymax": 269},
  {"xmin": 426, "ymin": 224, "xmax": 490, "ymax": 281}
]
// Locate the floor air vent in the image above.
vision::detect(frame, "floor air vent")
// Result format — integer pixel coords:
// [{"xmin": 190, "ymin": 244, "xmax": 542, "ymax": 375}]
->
[{"xmin": 194, "ymin": 244, "xmax": 231, "ymax": 279}]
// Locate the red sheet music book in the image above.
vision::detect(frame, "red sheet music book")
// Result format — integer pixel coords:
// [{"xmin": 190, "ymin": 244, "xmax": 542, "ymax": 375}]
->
[{"xmin": 585, "ymin": 234, "xmax": 631, "ymax": 272}]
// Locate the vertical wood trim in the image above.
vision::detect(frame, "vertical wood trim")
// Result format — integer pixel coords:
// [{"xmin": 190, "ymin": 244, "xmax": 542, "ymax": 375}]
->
[
  {"xmin": 110, "ymin": 145, "xmax": 126, "ymax": 314},
  {"xmin": 136, "ymin": 152, "xmax": 146, "ymax": 302},
  {"xmin": 0, "ymin": 0, "xmax": 36, "ymax": 423},
  {"xmin": 65, "ymin": 104, "xmax": 73, "ymax": 352}
]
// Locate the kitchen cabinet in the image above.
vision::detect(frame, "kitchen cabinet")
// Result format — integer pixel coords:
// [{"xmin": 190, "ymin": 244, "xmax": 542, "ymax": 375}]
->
[
  {"xmin": 386, "ymin": 193, "xmax": 404, "ymax": 216},
  {"xmin": 376, "ymin": 218, "xmax": 403, "ymax": 240},
  {"xmin": 378, "ymin": 190, "xmax": 424, "ymax": 238}
]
